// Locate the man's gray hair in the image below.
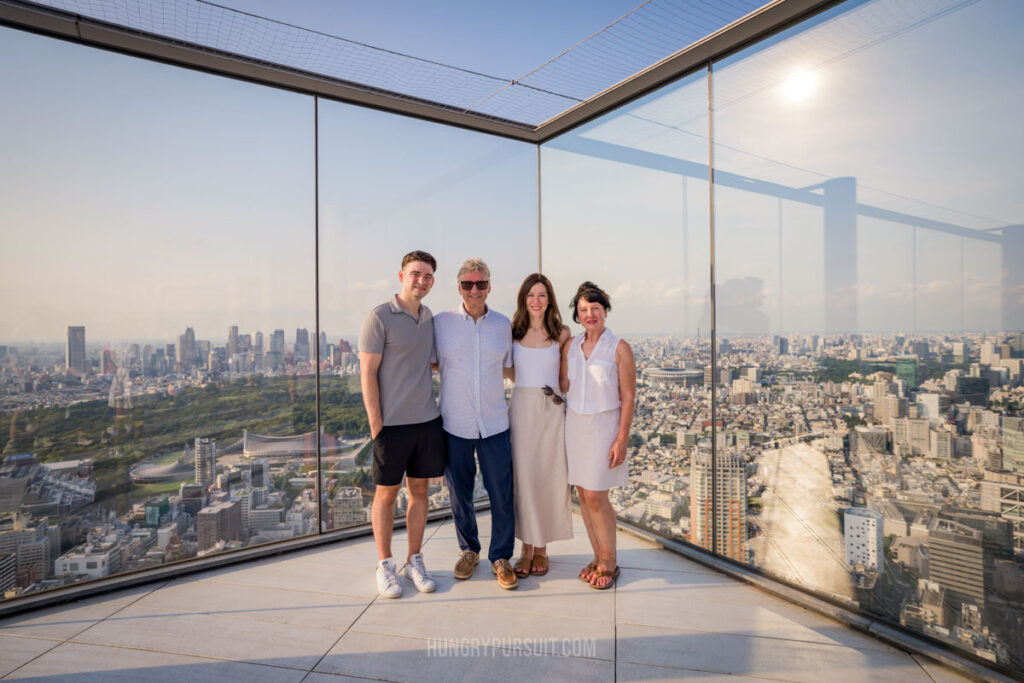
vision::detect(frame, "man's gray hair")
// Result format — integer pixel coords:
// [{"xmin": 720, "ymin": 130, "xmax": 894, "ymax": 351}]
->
[{"xmin": 456, "ymin": 257, "xmax": 490, "ymax": 281}]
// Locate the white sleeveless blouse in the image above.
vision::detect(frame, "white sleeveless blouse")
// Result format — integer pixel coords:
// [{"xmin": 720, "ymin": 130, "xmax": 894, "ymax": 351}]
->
[{"xmin": 566, "ymin": 329, "xmax": 620, "ymax": 414}]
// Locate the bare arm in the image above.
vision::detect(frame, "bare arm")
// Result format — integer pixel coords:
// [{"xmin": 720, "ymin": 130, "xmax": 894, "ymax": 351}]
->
[
  {"xmin": 558, "ymin": 326, "xmax": 572, "ymax": 394},
  {"xmin": 359, "ymin": 351, "xmax": 384, "ymax": 439},
  {"xmin": 608, "ymin": 340, "xmax": 637, "ymax": 469}
]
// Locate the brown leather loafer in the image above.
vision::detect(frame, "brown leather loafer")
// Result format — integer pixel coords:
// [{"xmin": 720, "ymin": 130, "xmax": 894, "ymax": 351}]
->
[
  {"xmin": 453, "ymin": 550, "xmax": 479, "ymax": 580},
  {"xmin": 491, "ymin": 558, "xmax": 519, "ymax": 590}
]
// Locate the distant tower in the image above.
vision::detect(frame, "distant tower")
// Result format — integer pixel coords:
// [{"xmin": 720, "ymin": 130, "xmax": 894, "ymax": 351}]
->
[
  {"xmin": 178, "ymin": 327, "xmax": 196, "ymax": 369},
  {"xmin": 194, "ymin": 437, "xmax": 217, "ymax": 488},
  {"xmin": 228, "ymin": 326, "xmax": 239, "ymax": 357},
  {"xmin": 294, "ymin": 328, "xmax": 310, "ymax": 363},
  {"xmin": 690, "ymin": 449, "xmax": 748, "ymax": 562},
  {"xmin": 66, "ymin": 326, "xmax": 86, "ymax": 376}
]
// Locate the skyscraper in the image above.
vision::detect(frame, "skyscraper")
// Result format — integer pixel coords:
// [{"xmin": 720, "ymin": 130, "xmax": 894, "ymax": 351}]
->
[
  {"xmin": 194, "ymin": 437, "xmax": 217, "ymax": 488},
  {"xmin": 228, "ymin": 325, "xmax": 239, "ymax": 356},
  {"xmin": 178, "ymin": 327, "xmax": 196, "ymax": 369},
  {"xmin": 66, "ymin": 326, "xmax": 85, "ymax": 376},
  {"xmin": 196, "ymin": 500, "xmax": 242, "ymax": 552},
  {"xmin": 690, "ymin": 449, "xmax": 747, "ymax": 562},
  {"xmin": 295, "ymin": 328, "xmax": 310, "ymax": 363}
]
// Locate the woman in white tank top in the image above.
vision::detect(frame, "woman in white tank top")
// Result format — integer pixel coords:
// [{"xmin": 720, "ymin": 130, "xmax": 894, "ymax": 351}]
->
[
  {"xmin": 564, "ymin": 282, "xmax": 636, "ymax": 590},
  {"xmin": 508, "ymin": 274, "xmax": 573, "ymax": 579}
]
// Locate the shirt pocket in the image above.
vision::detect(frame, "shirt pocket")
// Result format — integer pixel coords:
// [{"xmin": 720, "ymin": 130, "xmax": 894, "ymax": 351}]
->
[{"xmin": 588, "ymin": 360, "xmax": 617, "ymax": 387}]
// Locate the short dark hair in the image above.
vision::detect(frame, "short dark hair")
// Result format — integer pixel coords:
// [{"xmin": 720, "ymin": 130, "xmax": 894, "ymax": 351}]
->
[
  {"xmin": 569, "ymin": 281, "xmax": 611, "ymax": 323},
  {"xmin": 401, "ymin": 250, "xmax": 437, "ymax": 272}
]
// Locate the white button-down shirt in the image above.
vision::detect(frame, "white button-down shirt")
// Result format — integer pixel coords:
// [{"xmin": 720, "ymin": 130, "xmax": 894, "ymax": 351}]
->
[{"xmin": 434, "ymin": 304, "xmax": 513, "ymax": 440}]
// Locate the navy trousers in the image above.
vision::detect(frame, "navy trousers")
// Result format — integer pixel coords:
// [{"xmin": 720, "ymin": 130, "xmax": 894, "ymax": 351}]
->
[{"xmin": 444, "ymin": 429, "xmax": 515, "ymax": 562}]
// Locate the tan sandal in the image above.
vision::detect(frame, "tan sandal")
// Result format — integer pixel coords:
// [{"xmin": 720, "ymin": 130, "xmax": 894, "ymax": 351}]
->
[
  {"xmin": 513, "ymin": 555, "xmax": 532, "ymax": 578},
  {"xmin": 578, "ymin": 562, "xmax": 597, "ymax": 582},
  {"xmin": 589, "ymin": 566, "xmax": 620, "ymax": 590},
  {"xmin": 530, "ymin": 553, "xmax": 549, "ymax": 576}
]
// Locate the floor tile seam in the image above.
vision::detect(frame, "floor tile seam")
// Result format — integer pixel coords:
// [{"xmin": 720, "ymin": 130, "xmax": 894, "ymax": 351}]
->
[
  {"xmin": 0, "ymin": 636, "xmax": 65, "ymax": 680},
  {"xmin": 63, "ymin": 581, "xmax": 172, "ymax": 643},
  {"xmin": 339, "ymin": 626, "xmax": 619, "ymax": 663},
  {"xmin": 0, "ymin": 632, "xmax": 65, "ymax": 644},
  {"xmin": 94, "ymin": 602, "xmax": 365, "ymax": 634},
  {"xmin": 308, "ymin": 588, "xmax": 383, "ymax": 675},
  {"xmin": 57, "ymin": 638, "xmax": 315, "ymax": 673},
  {"xmin": 179, "ymin": 576, "xmax": 377, "ymax": 602},
  {"xmin": 302, "ymin": 670, "xmax": 402, "ymax": 683},
  {"xmin": 616, "ymin": 619, "xmax": 906, "ymax": 655},
  {"xmin": 909, "ymin": 653, "xmax": 943, "ymax": 683}
]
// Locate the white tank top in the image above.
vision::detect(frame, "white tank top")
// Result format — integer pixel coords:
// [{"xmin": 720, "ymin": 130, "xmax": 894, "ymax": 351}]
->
[
  {"xmin": 567, "ymin": 329, "xmax": 620, "ymax": 414},
  {"xmin": 512, "ymin": 341, "xmax": 560, "ymax": 388}
]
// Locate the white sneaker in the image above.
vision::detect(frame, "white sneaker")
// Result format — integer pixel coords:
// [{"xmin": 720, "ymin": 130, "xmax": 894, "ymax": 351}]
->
[
  {"xmin": 376, "ymin": 558, "xmax": 402, "ymax": 599},
  {"xmin": 402, "ymin": 553, "xmax": 437, "ymax": 593}
]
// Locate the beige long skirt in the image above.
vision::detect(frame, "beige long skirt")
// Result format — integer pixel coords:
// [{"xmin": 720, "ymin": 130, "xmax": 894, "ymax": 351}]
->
[{"xmin": 509, "ymin": 386, "xmax": 573, "ymax": 546}]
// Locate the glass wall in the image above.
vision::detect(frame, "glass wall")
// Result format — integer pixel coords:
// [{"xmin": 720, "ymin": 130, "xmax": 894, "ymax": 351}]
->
[
  {"xmin": 542, "ymin": 69, "xmax": 711, "ymax": 538},
  {"xmin": 544, "ymin": 0, "xmax": 1024, "ymax": 673},
  {"xmin": 713, "ymin": 0, "xmax": 1024, "ymax": 670},
  {"xmin": 0, "ymin": 25, "xmax": 317, "ymax": 597},
  {"xmin": 316, "ymin": 99, "xmax": 538, "ymax": 530}
]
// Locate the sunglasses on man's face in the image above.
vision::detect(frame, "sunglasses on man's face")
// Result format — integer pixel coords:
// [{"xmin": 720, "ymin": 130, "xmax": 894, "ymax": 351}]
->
[{"xmin": 460, "ymin": 280, "xmax": 489, "ymax": 291}]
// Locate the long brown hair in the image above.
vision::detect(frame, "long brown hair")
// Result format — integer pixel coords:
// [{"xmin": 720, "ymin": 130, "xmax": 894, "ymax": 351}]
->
[{"xmin": 511, "ymin": 273, "xmax": 563, "ymax": 341}]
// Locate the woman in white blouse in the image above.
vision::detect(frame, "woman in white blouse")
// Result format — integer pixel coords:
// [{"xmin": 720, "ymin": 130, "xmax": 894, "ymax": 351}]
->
[{"xmin": 563, "ymin": 282, "xmax": 636, "ymax": 590}]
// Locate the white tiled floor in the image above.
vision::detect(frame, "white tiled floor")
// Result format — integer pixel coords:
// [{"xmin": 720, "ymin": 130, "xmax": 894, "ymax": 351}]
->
[{"xmin": 0, "ymin": 513, "xmax": 980, "ymax": 682}]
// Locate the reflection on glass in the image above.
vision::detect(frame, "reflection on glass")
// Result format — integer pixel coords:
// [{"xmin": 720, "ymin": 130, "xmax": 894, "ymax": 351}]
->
[
  {"xmin": 316, "ymin": 99, "xmax": 537, "ymax": 528},
  {"xmin": 0, "ymin": 27, "xmax": 315, "ymax": 599},
  {"xmin": 543, "ymin": 69, "xmax": 711, "ymax": 544},
  {"xmin": 713, "ymin": 0, "xmax": 1024, "ymax": 671}
]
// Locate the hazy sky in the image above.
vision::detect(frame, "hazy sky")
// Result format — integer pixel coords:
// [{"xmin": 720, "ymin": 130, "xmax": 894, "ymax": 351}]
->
[{"xmin": 1, "ymin": 0, "xmax": 1022, "ymax": 345}]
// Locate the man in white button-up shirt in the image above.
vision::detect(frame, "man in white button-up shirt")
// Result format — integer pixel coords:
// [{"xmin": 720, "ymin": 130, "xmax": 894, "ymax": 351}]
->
[{"xmin": 434, "ymin": 258, "xmax": 517, "ymax": 590}]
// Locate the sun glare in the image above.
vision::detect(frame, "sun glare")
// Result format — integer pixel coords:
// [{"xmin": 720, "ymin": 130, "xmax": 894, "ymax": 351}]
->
[{"xmin": 781, "ymin": 70, "xmax": 818, "ymax": 102}]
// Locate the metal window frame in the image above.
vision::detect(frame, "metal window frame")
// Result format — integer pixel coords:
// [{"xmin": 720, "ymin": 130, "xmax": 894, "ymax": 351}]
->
[{"xmin": 0, "ymin": 0, "xmax": 841, "ymax": 143}]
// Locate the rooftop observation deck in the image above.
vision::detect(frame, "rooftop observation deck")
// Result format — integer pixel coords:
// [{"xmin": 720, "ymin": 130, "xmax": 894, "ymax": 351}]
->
[{"xmin": 0, "ymin": 512, "xmax": 981, "ymax": 682}]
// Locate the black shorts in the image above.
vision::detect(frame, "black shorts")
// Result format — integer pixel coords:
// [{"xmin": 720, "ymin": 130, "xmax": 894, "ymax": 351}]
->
[{"xmin": 372, "ymin": 416, "xmax": 447, "ymax": 486}]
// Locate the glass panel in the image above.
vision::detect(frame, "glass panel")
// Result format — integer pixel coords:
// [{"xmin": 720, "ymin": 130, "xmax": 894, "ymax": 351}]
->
[
  {"xmin": 316, "ymin": 100, "xmax": 537, "ymax": 530},
  {"xmin": 0, "ymin": 27, "xmax": 315, "ymax": 600},
  {"xmin": 542, "ymin": 70, "xmax": 711, "ymax": 544},
  {"xmin": 712, "ymin": 0, "xmax": 1024, "ymax": 672}
]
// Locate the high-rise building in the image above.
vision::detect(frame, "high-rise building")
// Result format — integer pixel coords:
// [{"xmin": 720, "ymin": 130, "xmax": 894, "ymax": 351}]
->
[
  {"xmin": 690, "ymin": 449, "xmax": 747, "ymax": 562},
  {"xmin": 334, "ymin": 487, "xmax": 364, "ymax": 528},
  {"xmin": 194, "ymin": 438, "xmax": 217, "ymax": 488},
  {"xmin": 196, "ymin": 500, "xmax": 242, "ymax": 552},
  {"xmin": 66, "ymin": 326, "xmax": 86, "ymax": 376},
  {"xmin": 927, "ymin": 517, "xmax": 985, "ymax": 610},
  {"xmin": 778, "ymin": 337, "xmax": 789, "ymax": 356},
  {"xmin": 228, "ymin": 325, "xmax": 239, "ymax": 356},
  {"xmin": 1003, "ymin": 416, "xmax": 1024, "ymax": 474},
  {"xmin": 177, "ymin": 327, "xmax": 196, "ymax": 369},
  {"xmin": 295, "ymin": 328, "xmax": 310, "ymax": 363},
  {"xmin": 844, "ymin": 507, "xmax": 883, "ymax": 572}
]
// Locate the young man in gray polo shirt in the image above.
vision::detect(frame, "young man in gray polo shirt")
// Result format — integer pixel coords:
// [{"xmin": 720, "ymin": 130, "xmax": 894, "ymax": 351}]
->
[
  {"xmin": 434, "ymin": 258, "xmax": 518, "ymax": 590},
  {"xmin": 359, "ymin": 250, "xmax": 446, "ymax": 599}
]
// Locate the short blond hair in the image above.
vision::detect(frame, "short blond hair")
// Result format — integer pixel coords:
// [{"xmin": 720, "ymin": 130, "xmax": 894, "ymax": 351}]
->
[{"xmin": 456, "ymin": 258, "xmax": 490, "ymax": 281}]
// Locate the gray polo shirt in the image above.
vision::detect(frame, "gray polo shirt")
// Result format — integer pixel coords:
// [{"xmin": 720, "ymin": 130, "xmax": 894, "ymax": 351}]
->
[{"xmin": 359, "ymin": 296, "xmax": 440, "ymax": 426}]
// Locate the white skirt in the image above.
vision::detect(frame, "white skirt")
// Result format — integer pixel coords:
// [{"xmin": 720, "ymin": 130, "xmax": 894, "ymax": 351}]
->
[{"xmin": 565, "ymin": 407, "xmax": 627, "ymax": 491}]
